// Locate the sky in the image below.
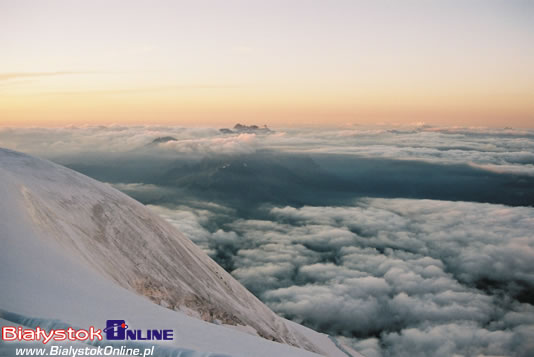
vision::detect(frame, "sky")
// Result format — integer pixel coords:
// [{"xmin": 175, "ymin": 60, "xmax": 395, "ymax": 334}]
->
[{"xmin": 1, "ymin": 0, "xmax": 533, "ymax": 127}]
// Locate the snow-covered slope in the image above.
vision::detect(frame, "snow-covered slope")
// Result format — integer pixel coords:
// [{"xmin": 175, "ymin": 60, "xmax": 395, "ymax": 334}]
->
[{"xmin": 0, "ymin": 148, "xmax": 361, "ymax": 357}]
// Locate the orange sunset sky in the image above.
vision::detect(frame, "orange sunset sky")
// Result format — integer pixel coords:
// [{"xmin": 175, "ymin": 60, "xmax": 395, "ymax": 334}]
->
[{"xmin": 1, "ymin": 0, "xmax": 533, "ymax": 128}]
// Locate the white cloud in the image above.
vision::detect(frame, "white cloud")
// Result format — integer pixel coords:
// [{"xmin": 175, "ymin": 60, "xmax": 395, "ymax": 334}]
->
[
  {"xmin": 148, "ymin": 198, "xmax": 534, "ymax": 356},
  {"xmin": 2, "ymin": 125, "xmax": 534, "ymax": 174}
]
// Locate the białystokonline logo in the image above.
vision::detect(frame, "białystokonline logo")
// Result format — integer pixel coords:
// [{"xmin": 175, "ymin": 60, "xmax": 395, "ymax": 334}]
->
[{"xmin": 1, "ymin": 320, "xmax": 173, "ymax": 343}]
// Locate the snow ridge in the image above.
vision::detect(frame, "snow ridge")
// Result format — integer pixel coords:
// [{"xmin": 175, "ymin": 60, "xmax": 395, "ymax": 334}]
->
[{"xmin": 0, "ymin": 148, "xmax": 360, "ymax": 357}]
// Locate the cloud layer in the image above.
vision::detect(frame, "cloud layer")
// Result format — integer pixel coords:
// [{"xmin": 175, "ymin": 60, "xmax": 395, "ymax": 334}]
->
[
  {"xmin": 149, "ymin": 199, "xmax": 534, "ymax": 357},
  {"xmin": 3, "ymin": 125, "xmax": 534, "ymax": 209},
  {"xmin": 1, "ymin": 124, "xmax": 534, "ymax": 175}
]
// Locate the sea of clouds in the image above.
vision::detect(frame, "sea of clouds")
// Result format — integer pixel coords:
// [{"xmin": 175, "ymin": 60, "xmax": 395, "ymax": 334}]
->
[
  {"xmin": 1, "ymin": 124, "xmax": 533, "ymax": 356},
  {"xmin": 2, "ymin": 125, "xmax": 534, "ymax": 172},
  {"xmin": 150, "ymin": 199, "xmax": 534, "ymax": 357}
]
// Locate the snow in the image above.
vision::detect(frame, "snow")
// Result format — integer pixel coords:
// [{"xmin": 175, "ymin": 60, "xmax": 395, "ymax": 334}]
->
[{"xmin": 0, "ymin": 148, "xmax": 362, "ymax": 357}]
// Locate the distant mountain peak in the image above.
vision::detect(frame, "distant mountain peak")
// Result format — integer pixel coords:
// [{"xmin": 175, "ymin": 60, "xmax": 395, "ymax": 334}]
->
[
  {"xmin": 152, "ymin": 136, "xmax": 178, "ymax": 144},
  {"xmin": 220, "ymin": 124, "xmax": 274, "ymax": 135}
]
